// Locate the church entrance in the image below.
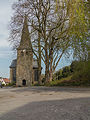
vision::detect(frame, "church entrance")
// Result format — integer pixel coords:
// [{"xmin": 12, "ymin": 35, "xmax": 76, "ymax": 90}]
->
[{"xmin": 22, "ymin": 79, "xmax": 26, "ymax": 86}]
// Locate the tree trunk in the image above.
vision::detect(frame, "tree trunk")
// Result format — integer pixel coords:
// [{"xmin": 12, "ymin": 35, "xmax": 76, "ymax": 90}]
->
[
  {"xmin": 38, "ymin": 32, "xmax": 42, "ymax": 85},
  {"xmin": 45, "ymin": 44, "xmax": 50, "ymax": 83},
  {"xmin": 49, "ymin": 70, "xmax": 53, "ymax": 82},
  {"xmin": 44, "ymin": 36, "xmax": 50, "ymax": 83}
]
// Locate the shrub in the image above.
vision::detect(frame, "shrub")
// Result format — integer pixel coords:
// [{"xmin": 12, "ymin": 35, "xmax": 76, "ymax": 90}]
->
[
  {"xmin": 62, "ymin": 66, "xmax": 71, "ymax": 78},
  {"xmin": 6, "ymin": 81, "xmax": 16, "ymax": 86},
  {"xmin": 52, "ymin": 69, "xmax": 63, "ymax": 81},
  {"xmin": 71, "ymin": 60, "xmax": 90, "ymax": 85},
  {"xmin": 70, "ymin": 60, "xmax": 79, "ymax": 72}
]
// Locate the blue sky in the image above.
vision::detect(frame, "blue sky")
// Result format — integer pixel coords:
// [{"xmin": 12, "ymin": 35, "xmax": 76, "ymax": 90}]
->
[
  {"xmin": 0, "ymin": 0, "xmax": 73, "ymax": 78},
  {"xmin": 0, "ymin": 0, "xmax": 17, "ymax": 78}
]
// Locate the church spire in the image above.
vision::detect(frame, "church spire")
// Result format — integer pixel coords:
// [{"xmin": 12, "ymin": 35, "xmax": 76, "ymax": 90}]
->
[{"xmin": 18, "ymin": 15, "xmax": 32, "ymax": 50}]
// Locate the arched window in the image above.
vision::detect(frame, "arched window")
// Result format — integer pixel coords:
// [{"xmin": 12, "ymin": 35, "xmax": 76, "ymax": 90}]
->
[{"xmin": 21, "ymin": 51, "xmax": 24, "ymax": 56}]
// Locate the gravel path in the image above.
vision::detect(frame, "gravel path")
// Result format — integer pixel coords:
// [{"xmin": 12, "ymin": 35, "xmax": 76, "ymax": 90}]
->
[{"xmin": 0, "ymin": 87, "xmax": 90, "ymax": 120}]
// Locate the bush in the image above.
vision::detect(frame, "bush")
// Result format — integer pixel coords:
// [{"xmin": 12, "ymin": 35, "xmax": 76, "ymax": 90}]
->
[
  {"xmin": 46, "ymin": 76, "xmax": 72, "ymax": 86},
  {"xmin": 53, "ymin": 66, "xmax": 71, "ymax": 81},
  {"xmin": 71, "ymin": 60, "xmax": 90, "ymax": 85},
  {"xmin": 49, "ymin": 60, "xmax": 90, "ymax": 87},
  {"xmin": 52, "ymin": 69, "xmax": 63, "ymax": 81},
  {"xmin": 6, "ymin": 81, "xmax": 16, "ymax": 86},
  {"xmin": 70, "ymin": 61, "xmax": 79, "ymax": 72},
  {"xmin": 62, "ymin": 66, "xmax": 71, "ymax": 78}
]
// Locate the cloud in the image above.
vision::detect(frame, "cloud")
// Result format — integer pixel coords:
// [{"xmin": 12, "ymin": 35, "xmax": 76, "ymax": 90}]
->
[
  {"xmin": 0, "ymin": 0, "xmax": 17, "ymax": 78},
  {"xmin": 0, "ymin": 0, "xmax": 17, "ymax": 48},
  {"xmin": 0, "ymin": 0, "xmax": 17, "ymax": 55}
]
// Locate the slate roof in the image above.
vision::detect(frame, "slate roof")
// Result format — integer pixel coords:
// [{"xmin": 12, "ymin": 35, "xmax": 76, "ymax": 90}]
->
[
  {"xmin": 18, "ymin": 16, "xmax": 32, "ymax": 50},
  {"xmin": 3, "ymin": 78, "xmax": 10, "ymax": 83},
  {"xmin": 10, "ymin": 59, "xmax": 38, "ymax": 68},
  {"xmin": 10, "ymin": 59, "xmax": 17, "ymax": 68}
]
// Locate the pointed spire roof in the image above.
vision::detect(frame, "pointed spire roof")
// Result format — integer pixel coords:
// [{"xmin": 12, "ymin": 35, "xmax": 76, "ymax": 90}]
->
[{"xmin": 18, "ymin": 16, "xmax": 32, "ymax": 50}]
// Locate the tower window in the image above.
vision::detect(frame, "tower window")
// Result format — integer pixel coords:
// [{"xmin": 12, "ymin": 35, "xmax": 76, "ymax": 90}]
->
[
  {"xmin": 21, "ymin": 51, "xmax": 24, "ymax": 56},
  {"xmin": 26, "ymin": 51, "xmax": 28, "ymax": 55}
]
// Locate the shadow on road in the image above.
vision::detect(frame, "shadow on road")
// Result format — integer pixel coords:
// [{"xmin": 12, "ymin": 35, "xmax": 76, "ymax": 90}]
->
[{"xmin": 0, "ymin": 97, "xmax": 90, "ymax": 120}]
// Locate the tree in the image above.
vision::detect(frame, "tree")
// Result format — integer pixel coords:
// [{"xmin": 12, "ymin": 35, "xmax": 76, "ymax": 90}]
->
[
  {"xmin": 56, "ymin": 0, "xmax": 89, "ymax": 61},
  {"xmin": 62, "ymin": 66, "xmax": 70, "ymax": 78},
  {"xmin": 9, "ymin": 0, "xmax": 88, "ymax": 84}
]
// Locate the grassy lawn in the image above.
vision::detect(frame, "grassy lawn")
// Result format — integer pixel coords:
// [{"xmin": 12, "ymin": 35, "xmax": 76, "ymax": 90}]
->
[
  {"xmin": 46, "ymin": 76, "xmax": 72, "ymax": 86},
  {"xmin": 47, "ymin": 75, "xmax": 90, "ymax": 87}
]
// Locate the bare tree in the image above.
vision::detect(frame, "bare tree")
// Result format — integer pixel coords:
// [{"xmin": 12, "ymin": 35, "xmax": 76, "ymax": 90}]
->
[{"xmin": 9, "ymin": 0, "xmax": 88, "ymax": 84}]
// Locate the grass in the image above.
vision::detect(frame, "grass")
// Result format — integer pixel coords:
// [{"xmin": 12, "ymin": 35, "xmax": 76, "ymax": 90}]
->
[{"xmin": 46, "ymin": 76, "xmax": 72, "ymax": 86}]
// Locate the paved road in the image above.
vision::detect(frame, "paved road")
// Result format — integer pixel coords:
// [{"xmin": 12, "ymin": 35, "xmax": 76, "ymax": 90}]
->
[
  {"xmin": 0, "ymin": 87, "xmax": 90, "ymax": 120},
  {"xmin": 0, "ymin": 97, "xmax": 90, "ymax": 120}
]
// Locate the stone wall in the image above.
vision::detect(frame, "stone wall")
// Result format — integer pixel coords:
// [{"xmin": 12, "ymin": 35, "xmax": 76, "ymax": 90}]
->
[{"xmin": 16, "ymin": 49, "xmax": 33, "ymax": 86}]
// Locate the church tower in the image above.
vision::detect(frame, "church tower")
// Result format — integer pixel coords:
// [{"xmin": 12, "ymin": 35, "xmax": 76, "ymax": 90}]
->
[{"xmin": 16, "ymin": 16, "xmax": 33, "ymax": 86}]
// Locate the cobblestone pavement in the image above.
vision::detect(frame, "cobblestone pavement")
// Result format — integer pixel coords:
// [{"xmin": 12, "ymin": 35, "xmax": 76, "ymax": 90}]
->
[{"xmin": 0, "ymin": 87, "xmax": 90, "ymax": 120}]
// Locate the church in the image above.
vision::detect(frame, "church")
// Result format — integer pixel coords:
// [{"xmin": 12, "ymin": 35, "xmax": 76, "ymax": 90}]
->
[{"xmin": 10, "ymin": 17, "xmax": 39, "ymax": 86}]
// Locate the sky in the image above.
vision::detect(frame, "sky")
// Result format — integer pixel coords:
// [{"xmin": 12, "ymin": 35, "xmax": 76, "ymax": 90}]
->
[
  {"xmin": 0, "ymin": 0, "xmax": 17, "ymax": 78},
  {"xmin": 0, "ymin": 0, "xmax": 73, "ymax": 78}
]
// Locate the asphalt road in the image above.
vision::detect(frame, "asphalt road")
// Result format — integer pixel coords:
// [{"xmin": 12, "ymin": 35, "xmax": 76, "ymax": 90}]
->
[
  {"xmin": 0, "ymin": 97, "xmax": 90, "ymax": 120},
  {"xmin": 0, "ymin": 87, "xmax": 90, "ymax": 120}
]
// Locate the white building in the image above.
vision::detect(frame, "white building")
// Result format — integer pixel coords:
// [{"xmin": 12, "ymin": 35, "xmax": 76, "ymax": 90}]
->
[{"xmin": 0, "ymin": 78, "xmax": 6, "ymax": 85}]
